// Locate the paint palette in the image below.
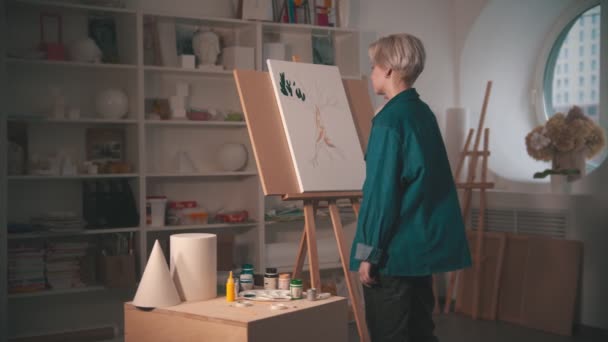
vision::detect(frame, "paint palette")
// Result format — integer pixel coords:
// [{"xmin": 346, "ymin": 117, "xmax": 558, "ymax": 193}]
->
[{"xmin": 239, "ymin": 289, "xmax": 292, "ymax": 302}]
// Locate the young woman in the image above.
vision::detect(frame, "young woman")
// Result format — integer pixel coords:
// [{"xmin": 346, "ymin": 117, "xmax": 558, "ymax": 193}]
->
[{"xmin": 350, "ymin": 33, "xmax": 472, "ymax": 342}]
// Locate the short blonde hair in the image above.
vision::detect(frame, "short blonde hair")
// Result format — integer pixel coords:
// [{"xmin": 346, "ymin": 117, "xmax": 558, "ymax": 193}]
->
[{"xmin": 368, "ymin": 33, "xmax": 426, "ymax": 86}]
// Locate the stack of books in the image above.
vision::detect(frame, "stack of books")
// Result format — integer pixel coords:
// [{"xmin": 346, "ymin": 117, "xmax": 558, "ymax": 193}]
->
[
  {"xmin": 31, "ymin": 212, "xmax": 86, "ymax": 233},
  {"xmin": 46, "ymin": 242, "xmax": 90, "ymax": 289},
  {"xmin": 8, "ymin": 247, "xmax": 46, "ymax": 294}
]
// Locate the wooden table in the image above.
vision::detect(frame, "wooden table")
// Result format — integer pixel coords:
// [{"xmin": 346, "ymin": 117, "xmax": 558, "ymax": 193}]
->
[{"xmin": 124, "ymin": 296, "xmax": 348, "ymax": 342}]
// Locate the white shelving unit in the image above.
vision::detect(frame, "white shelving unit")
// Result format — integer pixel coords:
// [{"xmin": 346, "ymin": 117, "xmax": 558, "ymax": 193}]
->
[
  {"xmin": 8, "ymin": 285, "xmax": 106, "ymax": 299},
  {"xmin": 1, "ymin": 0, "xmax": 360, "ymax": 339}
]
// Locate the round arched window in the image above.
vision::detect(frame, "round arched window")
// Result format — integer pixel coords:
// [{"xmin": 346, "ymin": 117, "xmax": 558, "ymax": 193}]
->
[{"xmin": 541, "ymin": 3, "xmax": 604, "ymax": 172}]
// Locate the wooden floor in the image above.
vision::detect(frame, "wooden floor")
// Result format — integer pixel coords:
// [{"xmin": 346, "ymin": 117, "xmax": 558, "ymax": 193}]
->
[{"xmin": 348, "ymin": 314, "xmax": 608, "ymax": 342}]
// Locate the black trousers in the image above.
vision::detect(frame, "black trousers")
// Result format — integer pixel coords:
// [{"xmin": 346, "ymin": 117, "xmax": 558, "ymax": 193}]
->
[{"xmin": 363, "ymin": 275, "xmax": 439, "ymax": 342}]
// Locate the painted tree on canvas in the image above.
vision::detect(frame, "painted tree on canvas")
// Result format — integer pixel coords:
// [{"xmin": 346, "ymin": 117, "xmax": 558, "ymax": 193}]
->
[{"xmin": 276, "ymin": 72, "xmax": 345, "ymax": 167}]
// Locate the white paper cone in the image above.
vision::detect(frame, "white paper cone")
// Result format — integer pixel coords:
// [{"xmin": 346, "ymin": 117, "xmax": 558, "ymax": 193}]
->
[
  {"xmin": 133, "ymin": 240, "xmax": 181, "ymax": 308},
  {"xmin": 445, "ymin": 107, "xmax": 469, "ymax": 176},
  {"xmin": 170, "ymin": 233, "xmax": 217, "ymax": 301}
]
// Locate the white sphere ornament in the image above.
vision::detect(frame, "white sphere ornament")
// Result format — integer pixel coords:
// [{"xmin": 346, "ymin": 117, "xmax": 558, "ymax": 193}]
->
[
  {"xmin": 69, "ymin": 38, "xmax": 102, "ymax": 63},
  {"xmin": 217, "ymin": 143, "xmax": 248, "ymax": 172},
  {"xmin": 95, "ymin": 89, "xmax": 129, "ymax": 119}
]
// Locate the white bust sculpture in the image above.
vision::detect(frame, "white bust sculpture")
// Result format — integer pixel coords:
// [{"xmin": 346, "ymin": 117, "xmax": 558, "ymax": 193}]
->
[{"xmin": 192, "ymin": 27, "xmax": 220, "ymax": 67}]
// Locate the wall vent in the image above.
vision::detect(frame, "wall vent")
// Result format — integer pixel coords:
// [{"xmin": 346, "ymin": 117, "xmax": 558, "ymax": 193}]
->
[{"xmin": 471, "ymin": 208, "xmax": 567, "ymax": 238}]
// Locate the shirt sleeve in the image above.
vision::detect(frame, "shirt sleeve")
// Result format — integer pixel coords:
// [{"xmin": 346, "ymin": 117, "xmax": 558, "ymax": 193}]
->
[{"xmin": 354, "ymin": 125, "xmax": 404, "ymax": 265}]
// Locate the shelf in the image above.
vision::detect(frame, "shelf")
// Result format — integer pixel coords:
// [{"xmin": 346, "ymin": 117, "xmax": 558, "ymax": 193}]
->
[
  {"xmin": 8, "ymin": 227, "xmax": 140, "ymax": 240},
  {"xmin": 8, "ymin": 285, "xmax": 106, "ymax": 299},
  {"xmin": 262, "ymin": 22, "xmax": 357, "ymax": 35},
  {"xmin": 145, "ymin": 120, "xmax": 246, "ymax": 127},
  {"xmin": 146, "ymin": 171, "xmax": 257, "ymax": 178},
  {"xmin": 143, "ymin": 11, "xmax": 255, "ymax": 28},
  {"xmin": 144, "ymin": 65, "xmax": 234, "ymax": 77},
  {"xmin": 6, "ymin": 58, "xmax": 137, "ymax": 70},
  {"xmin": 9, "ymin": 0, "xmax": 136, "ymax": 14},
  {"xmin": 8, "ymin": 174, "xmax": 139, "ymax": 181},
  {"xmin": 8, "ymin": 117, "xmax": 137, "ymax": 125},
  {"xmin": 146, "ymin": 222, "xmax": 258, "ymax": 232}
]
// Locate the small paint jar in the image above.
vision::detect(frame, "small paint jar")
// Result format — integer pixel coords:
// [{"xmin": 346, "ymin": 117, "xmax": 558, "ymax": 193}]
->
[
  {"xmin": 241, "ymin": 263, "xmax": 254, "ymax": 275},
  {"xmin": 264, "ymin": 268, "xmax": 278, "ymax": 290},
  {"xmin": 307, "ymin": 288, "xmax": 317, "ymax": 301},
  {"xmin": 240, "ymin": 275, "xmax": 253, "ymax": 291},
  {"xmin": 240, "ymin": 264, "xmax": 255, "ymax": 290},
  {"xmin": 278, "ymin": 273, "xmax": 291, "ymax": 290},
  {"xmin": 290, "ymin": 279, "xmax": 303, "ymax": 300}
]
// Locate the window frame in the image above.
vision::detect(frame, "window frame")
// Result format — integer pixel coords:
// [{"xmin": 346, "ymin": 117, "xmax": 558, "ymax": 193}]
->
[{"xmin": 533, "ymin": 0, "xmax": 604, "ymax": 170}]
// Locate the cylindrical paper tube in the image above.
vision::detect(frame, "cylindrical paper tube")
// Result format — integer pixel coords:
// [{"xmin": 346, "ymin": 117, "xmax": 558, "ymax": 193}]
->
[{"xmin": 170, "ymin": 233, "xmax": 217, "ymax": 301}]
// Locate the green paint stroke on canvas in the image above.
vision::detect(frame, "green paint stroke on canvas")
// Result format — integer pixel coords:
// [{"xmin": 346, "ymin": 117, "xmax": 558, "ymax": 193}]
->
[{"xmin": 279, "ymin": 72, "xmax": 305, "ymax": 102}]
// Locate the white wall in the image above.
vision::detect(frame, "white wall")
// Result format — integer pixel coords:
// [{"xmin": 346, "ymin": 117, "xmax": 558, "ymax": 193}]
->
[
  {"xmin": 353, "ymin": 0, "xmax": 458, "ymax": 131},
  {"xmin": 460, "ymin": 0, "xmax": 576, "ymax": 184}
]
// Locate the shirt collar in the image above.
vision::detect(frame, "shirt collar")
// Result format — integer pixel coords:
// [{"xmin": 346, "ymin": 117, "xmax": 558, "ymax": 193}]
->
[{"xmin": 374, "ymin": 88, "xmax": 420, "ymax": 120}]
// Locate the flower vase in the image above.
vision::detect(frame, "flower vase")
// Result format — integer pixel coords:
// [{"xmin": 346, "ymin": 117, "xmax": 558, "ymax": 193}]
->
[
  {"xmin": 550, "ymin": 174, "xmax": 571, "ymax": 193},
  {"xmin": 552, "ymin": 150, "xmax": 585, "ymax": 182}
]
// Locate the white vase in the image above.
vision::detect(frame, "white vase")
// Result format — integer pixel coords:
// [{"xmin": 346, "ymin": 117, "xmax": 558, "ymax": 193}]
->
[
  {"xmin": 217, "ymin": 143, "xmax": 248, "ymax": 172},
  {"xmin": 95, "ymin": 89, "xmax": 129, "ymax": 119},
  {"xmin": 552, "ymin": 150, "xmax": 585, "ymax": 182},
  {"xmin": 550, "ymin": 174, "xmax": 572, "ymax": 193}
]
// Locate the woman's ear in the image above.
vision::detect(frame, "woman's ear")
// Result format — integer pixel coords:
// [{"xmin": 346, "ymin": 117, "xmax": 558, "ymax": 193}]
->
[{"xmin": 385, "ymin": 69, "xmax": 392, "ymax": 78}]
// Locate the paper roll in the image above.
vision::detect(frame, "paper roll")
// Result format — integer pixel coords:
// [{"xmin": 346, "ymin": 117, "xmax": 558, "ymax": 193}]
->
[
  {"xmin": 170, "ymin": 233, "xmax": 217, "ymax": 301},
  {"xmin": 444, "ymin": 107, "xmax": 469, "ymax": 174},
  {"xmin": 133, "ymin": 240, "xmax": 181, "ymax": 308}
]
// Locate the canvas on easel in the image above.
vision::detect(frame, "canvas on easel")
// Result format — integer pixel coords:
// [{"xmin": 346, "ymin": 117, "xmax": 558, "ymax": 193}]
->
[
  {"xmin": 266, "ymin": 60, "xmax": 365, "ymax": 192},
  {"xmin": 233, "ymin": 66, "xmax": 373, "ymax": 342}
]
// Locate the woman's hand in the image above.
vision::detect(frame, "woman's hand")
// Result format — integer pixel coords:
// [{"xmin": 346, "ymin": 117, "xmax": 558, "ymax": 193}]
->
[{"xmin": 359, "ymin": 261, "xmax": 377, "ymax": 287}]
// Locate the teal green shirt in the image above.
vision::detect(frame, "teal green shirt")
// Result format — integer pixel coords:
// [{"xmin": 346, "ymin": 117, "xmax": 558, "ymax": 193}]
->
[{"xmin": 349, "ymin": 88, "xmax": 471, "ymax": 276}]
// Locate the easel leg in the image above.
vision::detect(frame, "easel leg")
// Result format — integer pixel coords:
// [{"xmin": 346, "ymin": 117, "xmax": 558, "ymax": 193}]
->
[
  {"xmin": 328, "ymin": 201, "xmax": 370, "ymax": 342},
  {"xmin": 444, "ymin": 271, "xmax": 457, "ymax": 314},
  {"xmin": 303, "ymin": 200, "xmax": 321, "ymax": 290},
  {"xmin": 293, "ymin": 203, "xmax": 319, "ymax": 280},
  {"xmin": 351, "ymin": 198, "xmax": 361, "ymax": 217},
  {"xmin": 432, "ymin": 274, "xmax": 440, "ymax": 314},
  {"xmin": 293, "ymin": 227, "xmax": 307, "ymax": 280},
  {"xmin": 472, "ymin": 189, "xmax": 487, "ymax": 320}
]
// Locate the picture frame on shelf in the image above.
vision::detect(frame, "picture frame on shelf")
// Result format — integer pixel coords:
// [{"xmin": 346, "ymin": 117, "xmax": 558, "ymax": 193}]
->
[
  {"xmin": 312, "ymin": 32, "xmax": 334, "ymax": 65},
  {"xmin": 40, "ymin": 13, "xmax": 66, "ymax": 60},
  {"xmin": 86, "ymin": 127, "xmax": 125, "ymax": 163},
  {"xmin": 239, "ymin": 0, "xmax": 274, "ymax": 21},
  {"xmin": 143, "ymin": 17, "xmax": 163, "ymax": 66},
  {"xmin": 175, "ymin": 24, "xmax": 198, "ymax": 57},
  {"xmin": 88, "ymin": 15, "xmax": 120, "ymax": 64},
  {"xmin": 7, "ymin": 122, "xmax": 28, "ymax": 175}
]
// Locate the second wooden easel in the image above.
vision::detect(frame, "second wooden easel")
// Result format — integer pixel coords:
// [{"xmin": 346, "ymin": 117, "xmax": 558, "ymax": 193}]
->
[{"xmin": 435, "ymin": 81, "xmax": 494, "ymax": 320}]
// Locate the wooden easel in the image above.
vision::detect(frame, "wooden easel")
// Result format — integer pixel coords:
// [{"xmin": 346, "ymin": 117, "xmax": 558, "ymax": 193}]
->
[
  {"xmin": 284, "ymin": 191, "xmax": 369, "ymax": 342},
  {"xmin": 438, "ymin": 81, "xmax": 494, "ymax": 319},
  {"xmin": 233, "ymin": 62, "xmax": 373, "ymax": 342}
]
